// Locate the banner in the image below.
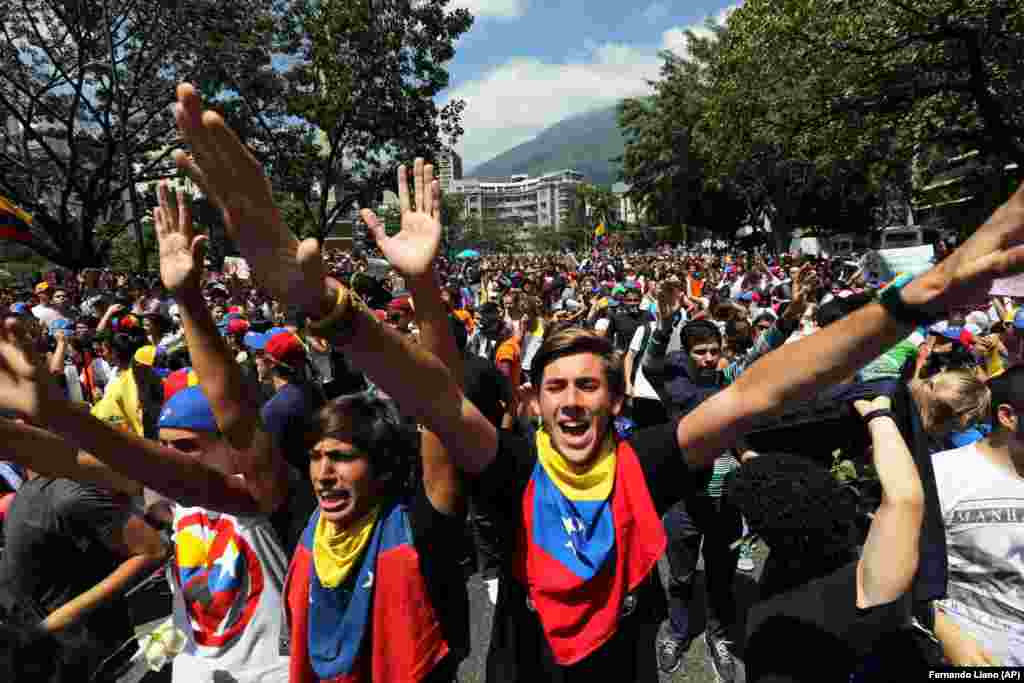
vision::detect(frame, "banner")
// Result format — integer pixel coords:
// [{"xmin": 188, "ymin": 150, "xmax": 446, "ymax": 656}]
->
[
  {"xmin": 991, "ymin": 273, "xmax": 1024, "ymax": 298},
  {"xmin": 0, "ymin": 195, "xmax": 34, "ymax": 243},
  {"xmin": 861, "ymin": 245, "xmax": 934, "ymax": 282}
]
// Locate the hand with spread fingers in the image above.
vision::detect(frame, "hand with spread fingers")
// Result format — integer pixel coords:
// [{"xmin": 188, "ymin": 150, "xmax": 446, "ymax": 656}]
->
[
  {"xmin": 0, "ymin": 321, "xmax": 64, "ymax": 423},
  {"xmin": 362, "ymin": 159, "xmax": 442, "ymax": 281},
  {"xmin": 903, "ymin": 181, "xmax": 1024, "ymax": 312},
  {"xmin": 171, "ymin": 83, "xmax": 328, "ymax": 316},
  {"xmin": 154, "ymin": 181, "xmax": 206, "ymax": 296}
]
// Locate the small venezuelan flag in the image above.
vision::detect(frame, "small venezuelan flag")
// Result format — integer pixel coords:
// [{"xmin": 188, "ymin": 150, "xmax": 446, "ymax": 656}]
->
[
  {"xmin": 594, "ymin": 222, "xmax": 606, "ymax": 238},
  {"xmin": 0, "ymin": 195, "xmax": 34, "ymax": 243}
]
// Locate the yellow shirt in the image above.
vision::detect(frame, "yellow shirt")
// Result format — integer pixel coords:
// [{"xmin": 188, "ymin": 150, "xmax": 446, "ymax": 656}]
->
[{"xmin": 91, "ymin": 370, "xmax": 143, "ymax": 436}]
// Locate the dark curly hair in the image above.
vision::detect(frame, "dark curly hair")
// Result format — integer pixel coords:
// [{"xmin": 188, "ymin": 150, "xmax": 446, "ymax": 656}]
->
[{"xmin": 726, "ymin": 454, "xmax": 858, "ymax": 596}]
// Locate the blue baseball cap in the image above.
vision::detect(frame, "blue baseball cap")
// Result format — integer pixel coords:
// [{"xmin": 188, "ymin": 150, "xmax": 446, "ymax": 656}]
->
[
  {"xmin": 49, "ymin": 318, "xmax": 74, "ymax": 333},
  {"xmin": 1014, "ymin": 308, "xmax": 1024, "ymax": 331},
  {"xmin": 158, "ymin": 386, "xmax": 218, "ymax": 433},
  {"xmin": 243, "ymin": 331, "xmax": 269, "ymax": 351}
]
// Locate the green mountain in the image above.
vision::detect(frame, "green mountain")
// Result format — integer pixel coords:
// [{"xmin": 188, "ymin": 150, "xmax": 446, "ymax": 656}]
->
[{"xmin": 469, "ymin": 104, "xmax": 625, "ymax": 187}]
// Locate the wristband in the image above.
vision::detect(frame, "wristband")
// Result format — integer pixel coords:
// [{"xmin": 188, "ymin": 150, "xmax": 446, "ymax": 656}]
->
[
  {"xmin": 307, "ymin": 283, "xmax": 371, "ymax": 345},
  {"xmin": 862, "ymin": 408, "xmax": 895, "ymax": 424},
  {"xmin": 878, "ymin": 274, "xmax": 941, "ymax": 326}
]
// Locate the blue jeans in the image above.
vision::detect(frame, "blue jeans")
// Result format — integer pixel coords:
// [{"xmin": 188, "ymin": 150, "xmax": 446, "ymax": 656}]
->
[{"xmin": 662, "ymin": 495, "xmax": 741, "ymax": 643}]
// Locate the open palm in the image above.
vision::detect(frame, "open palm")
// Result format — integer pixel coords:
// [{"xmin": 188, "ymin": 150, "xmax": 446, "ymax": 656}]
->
[
  {"xmin": 154, "ymin": 181, "xmax": 205, "ymax": 294},
  {"xmin": 172, "ymin": 83, "xmax": 325, "ymax": 313},
  {"xmin": 363, "ymin": 159, "xmax": 442, "ymax": 280}
]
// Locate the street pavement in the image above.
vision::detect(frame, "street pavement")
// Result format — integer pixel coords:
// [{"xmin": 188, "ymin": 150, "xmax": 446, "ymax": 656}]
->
[{"xmin": 457, "ymin": 544, "xmax": 767, "ymax": 683}]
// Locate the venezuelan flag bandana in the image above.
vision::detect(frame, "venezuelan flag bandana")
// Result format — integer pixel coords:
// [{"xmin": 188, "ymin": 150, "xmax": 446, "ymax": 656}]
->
[
  {"xmin": 516, "ymin": 433, "xmax": 666, "ymax": 665},
  {"xmin": 313, "ymin": 506, "xmax": 380, "ymax": 589},
  {"xmin": 287, "ymin": 503, "xmax": 449, "ymax": 683},
  {"xmin": 533, "ymin": 428, "xmax": 617, "ymax": 580}
]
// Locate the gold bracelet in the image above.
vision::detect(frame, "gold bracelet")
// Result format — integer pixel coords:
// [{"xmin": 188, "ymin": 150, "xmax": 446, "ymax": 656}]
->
[
  {"xmin": 307, "ymin": 284, "xmax": 351, "ymax": 334},
  {"xmin": 308, "ymin": 287, "xmax": 373, "ymax": 346}
]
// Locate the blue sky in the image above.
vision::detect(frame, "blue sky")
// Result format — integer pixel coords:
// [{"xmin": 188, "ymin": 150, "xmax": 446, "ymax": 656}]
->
[{"xmin": 439, "ymin": 0, "xmax": 739, "ymax": 171}]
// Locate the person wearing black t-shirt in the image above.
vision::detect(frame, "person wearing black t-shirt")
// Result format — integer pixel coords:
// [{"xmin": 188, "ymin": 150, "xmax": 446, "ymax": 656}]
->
[
  {"xmin": 730, "ymin": 396, "xmax": 926, "ymax": 683},
  {"xmin": 0, "ymin": 477, "xmax": 166, "ymax": 681},
  {"xmin": 604, "ymin": 283, "xmax": 653, "ymax": 356}
]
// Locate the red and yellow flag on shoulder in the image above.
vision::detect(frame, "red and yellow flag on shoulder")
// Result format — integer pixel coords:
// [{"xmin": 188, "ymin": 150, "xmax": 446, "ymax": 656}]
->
[{"xmin": 0, "ymin": 195, "xmax": 34, "ymax": 243}]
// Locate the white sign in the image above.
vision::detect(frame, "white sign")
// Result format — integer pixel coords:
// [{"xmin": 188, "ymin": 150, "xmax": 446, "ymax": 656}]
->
[
  {"xmin": 222, "ymin": 256, "xmax": 250, "ymax": 280},
  {"xmin": 862, "ymin": 245, "xmax": 934, "ymax": 281},
  {"xmin": 991, "ymin": 273, "xmax": 1024, "ymax": 298}
]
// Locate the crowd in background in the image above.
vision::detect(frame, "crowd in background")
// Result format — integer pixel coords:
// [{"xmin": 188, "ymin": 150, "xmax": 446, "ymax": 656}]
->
[{"xmin": 0, "ymin": 83, "xmax": 1021, "ymax": 683}]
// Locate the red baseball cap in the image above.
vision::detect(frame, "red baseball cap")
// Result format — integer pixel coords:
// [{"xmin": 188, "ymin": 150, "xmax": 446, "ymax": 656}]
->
[
  {"xmin": 264, "ymin": 331, "xmax": 306, "ymax": 369},
  {"xmin": 226, "ymin": 318, "xmax": 250, "ymax": 335}
]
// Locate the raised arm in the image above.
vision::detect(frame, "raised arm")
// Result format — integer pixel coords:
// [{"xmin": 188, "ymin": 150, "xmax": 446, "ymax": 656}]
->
[
  {"xmin": 852, "ymin": 396, "xmax": 923, "ymax": 609},
  {"xmin": 362, "ymin": 160, "xmax": 465, "ymax": 514},
  {"xmin": 153, "ymin": 181, "xmax": 287, "ymax": 514},
  {"xmin": 171, "ymin": 83, "xmax": 498, "ymax": 476},
  {"xmin": 0, "ymin": 419, "xmax": 142, "ymax": 497},
  {"xmin": 678, "ymin": 180, "xmax": 1024, "ymax": 469},
  {"xmin": 0, "ymin": 322, "xmax": 267, "ymax": 515}
]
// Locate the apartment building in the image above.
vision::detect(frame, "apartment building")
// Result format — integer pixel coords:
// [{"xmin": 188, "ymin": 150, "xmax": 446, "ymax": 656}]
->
[
  {"xmin": 436, "ymin": 150, "xmax": 463, "ymax": 194},
  {"xmin": 451, "ymin": 169, "xmax": 584, "ymax": 231}
]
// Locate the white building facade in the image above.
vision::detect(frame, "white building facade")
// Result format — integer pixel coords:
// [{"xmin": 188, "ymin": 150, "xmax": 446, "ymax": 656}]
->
[{"xmin": 452, "ymin": 169, "xmax": 584, "ymax": 231}]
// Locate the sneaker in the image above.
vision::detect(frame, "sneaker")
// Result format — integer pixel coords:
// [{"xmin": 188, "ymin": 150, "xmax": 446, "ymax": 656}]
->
[
  {"xmin": 737, "ymin": 542, "xmax": 756, "ymax": 572},
  {"xmin": 705, "ymin": 633, "xmax": 736, "ymax": 683},
  {"xmin": 657, "ymin": 636, "xmax": 686, "ymax": 674}
]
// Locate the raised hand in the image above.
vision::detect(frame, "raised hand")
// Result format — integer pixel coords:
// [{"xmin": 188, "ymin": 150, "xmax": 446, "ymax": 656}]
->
[
  {"xmin": 0, "ymin": 321, "xmax": 64, "ymax": 422},
  {"xmin": 171, "ymin": 83, "xmax": 328, "ymax": 316},
  {"xmin": 154, "ymin": 181, "xmax": 206, "ymax": 295},
  {"xmin": 362, "ymin": 159, "xmax": 442, "ymax": 281},
  {"xmin": 904, "ymin": 181, "xmax": 1024, "ymax": 312}
]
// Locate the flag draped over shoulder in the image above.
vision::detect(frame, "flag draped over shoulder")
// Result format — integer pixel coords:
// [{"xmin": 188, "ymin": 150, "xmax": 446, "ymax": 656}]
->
[{"xmin": 0, "ymin": 196, "xmax": 34, "ymax": 243}]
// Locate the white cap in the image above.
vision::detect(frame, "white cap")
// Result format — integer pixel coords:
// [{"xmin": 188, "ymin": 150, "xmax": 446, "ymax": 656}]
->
[{"xmin": 965, "ymin": 310, "xmax": 992, "ymax": 334}]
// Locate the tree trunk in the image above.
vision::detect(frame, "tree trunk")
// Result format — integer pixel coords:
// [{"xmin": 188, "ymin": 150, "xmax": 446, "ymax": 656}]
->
[{"xmin": 129, "ymin": 183, "xmax": 147, "ymax": 273}]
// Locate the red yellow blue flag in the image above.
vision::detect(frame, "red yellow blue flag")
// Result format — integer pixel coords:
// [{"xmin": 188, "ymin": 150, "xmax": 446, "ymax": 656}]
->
[{"xmin": 0, "ymin": 195, "xmax": 33, "ymax": 243}]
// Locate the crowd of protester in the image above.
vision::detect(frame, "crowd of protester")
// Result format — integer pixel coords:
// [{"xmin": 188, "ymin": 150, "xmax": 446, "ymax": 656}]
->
[{"xmin": 0, "ymin": 83, "xmax": 1022, "ymax": 683}]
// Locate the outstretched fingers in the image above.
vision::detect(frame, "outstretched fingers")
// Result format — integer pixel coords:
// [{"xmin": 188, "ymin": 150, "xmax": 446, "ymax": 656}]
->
[
  {"xmin": 398, "ymin": 164, "xmax": 411, "ymax": 214},
  {"xmin": 362, "ymin": 208, "xmax": 387, "ymax": 245},
  {"xmin": 430, "ymin": 179, "xmax": 441, "ymax": 222},
  {"xmin": 422, "ymin": 163, "xmax": 435, "ymax": 218},
  {"xmin": 414, "ymin": 158, "xmax": 425, "ymax": 215}
]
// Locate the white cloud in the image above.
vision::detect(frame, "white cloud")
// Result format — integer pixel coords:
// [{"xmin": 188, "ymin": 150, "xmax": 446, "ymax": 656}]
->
[
  {"xmin": 449, "ymin": 0, "xmax": 528, "ymax": 20},
  {"xmin": 444, "ymin": 4, "xmax": 742, "ymax": 170}
]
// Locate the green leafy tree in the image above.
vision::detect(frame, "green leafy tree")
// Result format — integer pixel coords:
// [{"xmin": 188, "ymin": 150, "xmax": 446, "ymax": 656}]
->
[
  {"xmin": 703, "ymin": 0, "xmax": 1022, "ymax": 235},
  {"xmin": 575, "ymin": 182, "xmax": 617, "ymax": 228},
  {"xmin": 261, "ymin": 0, "xmax": 472, "ymax": 243},
  {"xmin": 0, "ymin": 0, "xmax": 279, "ymax": 268}
]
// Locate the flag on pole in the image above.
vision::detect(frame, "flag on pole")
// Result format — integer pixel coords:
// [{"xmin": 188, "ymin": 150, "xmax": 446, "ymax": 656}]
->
[{"xmin": 0, "ymin": 195, "xmax": 34, "ymax": 243}]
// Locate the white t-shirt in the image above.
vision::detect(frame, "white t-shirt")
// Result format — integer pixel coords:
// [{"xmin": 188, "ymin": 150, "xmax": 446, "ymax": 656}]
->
[
  {"xmin": 628, "ymin": 322, "xmax": 660, "ymax": 401},
  {"xmin": 168, "ymin": 506, "xmax": 290, "ymax": 682},
  {"xmin": 31, "ymin": 303, "xmax": 61, "ymax": 327},
  {"xmin": 932, "ymin": 444, "xmax": 1024, "ymax": 664}
]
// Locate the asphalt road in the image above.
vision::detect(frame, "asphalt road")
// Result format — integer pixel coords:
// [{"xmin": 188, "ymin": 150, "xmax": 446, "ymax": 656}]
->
[{"xmin": 456, "ymin": 544, "xmax": 768, "ymax": 683}]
